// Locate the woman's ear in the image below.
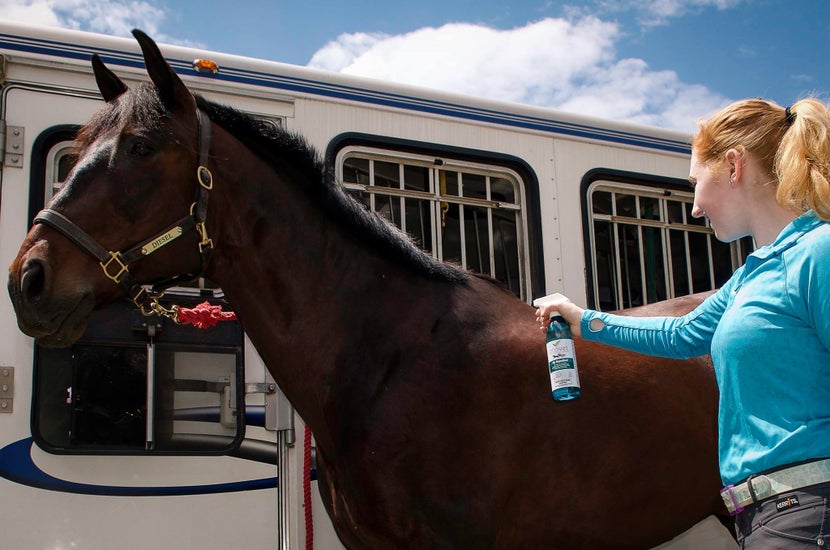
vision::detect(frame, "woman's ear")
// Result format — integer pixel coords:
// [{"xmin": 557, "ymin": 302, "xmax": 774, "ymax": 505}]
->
[{"xmin": 725, "ymin": 148, "xmax": 744, "ymax": 185}]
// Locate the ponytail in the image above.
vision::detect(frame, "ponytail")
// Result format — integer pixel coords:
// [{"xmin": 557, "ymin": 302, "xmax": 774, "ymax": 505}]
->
[{"xmin": 775, "ymin": 99, "xmax": 830, "ymax": 221}]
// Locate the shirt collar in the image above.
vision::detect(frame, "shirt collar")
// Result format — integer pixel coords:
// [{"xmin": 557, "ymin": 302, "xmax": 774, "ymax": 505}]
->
[{"xmin": 749, "ymin": 210, "xmax": 823, "ymax": 262}]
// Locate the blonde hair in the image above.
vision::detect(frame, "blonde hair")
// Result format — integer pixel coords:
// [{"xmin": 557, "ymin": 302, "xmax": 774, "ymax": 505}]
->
[{"xmin": 692, "ymin": 98, "xmax": 830, "ymax": 221}]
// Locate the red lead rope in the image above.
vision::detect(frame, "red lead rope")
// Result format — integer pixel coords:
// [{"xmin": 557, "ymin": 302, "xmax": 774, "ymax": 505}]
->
[
  {"xmin": 304, "ymin": 425, "xmax": 314, "ymax": 550},
  {"xmin": 177, "ymin": 301, "xmax": 237, "ymax": 328}
]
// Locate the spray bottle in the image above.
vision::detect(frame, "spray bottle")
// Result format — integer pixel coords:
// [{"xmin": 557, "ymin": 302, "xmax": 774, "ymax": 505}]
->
[{"xmin": 533, "ymin": 294, "xmax": 581, "ymax": 401}]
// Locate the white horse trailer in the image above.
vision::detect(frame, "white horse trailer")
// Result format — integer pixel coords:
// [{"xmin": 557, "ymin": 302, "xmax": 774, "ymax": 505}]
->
[{"xmin": 0, "ymin": 21, "xmax": 738, "ymax": 549}]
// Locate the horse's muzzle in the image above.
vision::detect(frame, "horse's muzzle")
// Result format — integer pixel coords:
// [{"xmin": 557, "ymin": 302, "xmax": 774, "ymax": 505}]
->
[{"xmin": 8, "ymin": 256, "xmax": 95, "ymax": 347}]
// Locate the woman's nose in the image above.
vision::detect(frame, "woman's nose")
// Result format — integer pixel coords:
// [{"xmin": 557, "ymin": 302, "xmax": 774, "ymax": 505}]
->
[{"xmin": 690, "ymin": 202, "xmax": 704, "ymax": 219}]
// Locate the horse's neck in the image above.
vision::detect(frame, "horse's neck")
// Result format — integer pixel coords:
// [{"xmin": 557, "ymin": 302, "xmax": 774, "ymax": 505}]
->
[
  {"xmin": 205, "ymin": 137, "xmax": 441, "ymax": 450},
  {"xmin": 219, "ymin": 233, "xmax": 433, "ymax": 452}
]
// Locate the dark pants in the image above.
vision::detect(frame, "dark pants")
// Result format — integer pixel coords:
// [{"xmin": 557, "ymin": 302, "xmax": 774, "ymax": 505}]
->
[{"xmin": 734, "ymin": 481, "xmax": 830, "ymax": 549}]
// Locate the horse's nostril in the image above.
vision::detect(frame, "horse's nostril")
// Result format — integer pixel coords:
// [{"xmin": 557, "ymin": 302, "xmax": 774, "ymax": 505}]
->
[{"xmin": 21, "ymin": 260, "xmax": 46, "ymax": 304}]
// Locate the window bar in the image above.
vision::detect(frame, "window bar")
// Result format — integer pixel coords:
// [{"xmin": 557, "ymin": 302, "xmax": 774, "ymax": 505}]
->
[
  {"xmin": 684, "ymin": 232, "xmax": 694, "ymax": 295},
  {"xmin": 617, "ymin": 194, "xmax": 635, "ymax": 308},
  {"xmin": 389, "ymin": 195, "xmax": 397, "ymax": 224},
  {"xmin": 432, "ymin": 169, "xmax": 444, "ymax": 261},
  {"xmin": 499, "ymin": 214, "xmax": 514, "ymax": 294},
  {"xmin": 659, "ymin": 199, "xmax": 674, "ymax": 298},
  {"xmin": 682, "ymin": 205, "xmax": 694, "ymax": 294},
  {"xmin": 706, "ymin": 232, "xmax": 716, "ymax": 289},
  {"xmin": 472, "ymin": 210, "xmax": 483, "ymax": 272},
  {"xmin": 486, "ymin": 176, "xmax": 496, "ymax": 278},
  {"xmin": 459, "ymin": 173, "xmax": 468, "ymax": 269},
  {"xmin": 428, "ymin": 170, "xmax": 438, "ymax": 258},
  {"xmin": 612, "ymin": 193, "xmax": 625, "ymax": 310},
  {"xmin": 588, "ymin": 193, "xmax": 605, "ymax": 309},
  {"xmin": 419, "ymin": 199, "xmax": 429, "ymax": 252},
  {"xmin": 499, "ymin": 228, "xmax": 511, "ymax": 288},
  {"xmin": 635, "ymin": 199, "xmax": 649, "ymax": 305},
  {"xmin": 369, "ymin": 160, "xmax": 376, "ymax": 213},
  {"xmin": 590, "ymin": 218, "xmax": 603, "ymax": 309},
  {"xmin": 660, "ymin": 199, "xmax": 675, "ymax": 299},
  {"xmin": 731, "ymin": 239, "xmax": 746, "ymax": 272},
  {"xmin": 730, "ymin": 241, "xmax": 741, "ymax": 272},
  {"xmin": 621, "ymin": 225, "xmax": 634, "ymax": 308},
  {"xmin": 512, "ymin": 210, "xmax": 525, "ymax": 301},
  {"xmin": 398, "ymin": 163, "xmax": 406, "ymax": 234},
  {"xmin": 665, "ymin": 226, "xmax": 677, "ymax": 298},
  {"xmin": 145, "ymin": 337, "xmax": 155, "ymax": 451}
]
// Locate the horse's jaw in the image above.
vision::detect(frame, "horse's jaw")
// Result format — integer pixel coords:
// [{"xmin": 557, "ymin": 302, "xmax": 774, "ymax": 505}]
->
[{"xmin": 12, "ymin": 292, "xmax": 94, "ymax": 348}]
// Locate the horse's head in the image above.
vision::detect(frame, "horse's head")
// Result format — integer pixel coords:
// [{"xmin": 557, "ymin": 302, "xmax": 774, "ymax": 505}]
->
[{"xmin": 8, "ymin": 30, "xmax": 213, "ymax": 347}]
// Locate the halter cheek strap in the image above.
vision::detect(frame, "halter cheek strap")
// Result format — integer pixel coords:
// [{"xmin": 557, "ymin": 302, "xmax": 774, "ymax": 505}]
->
[{"xmin": 33, "ymin": 109, "xmax": 215, "ymax": 322}]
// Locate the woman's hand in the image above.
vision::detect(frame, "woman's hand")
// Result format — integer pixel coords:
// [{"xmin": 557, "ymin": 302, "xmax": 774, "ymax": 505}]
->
[{"xmin": 533, "ymin": 293, "xmax": 585, "ymax": 337}]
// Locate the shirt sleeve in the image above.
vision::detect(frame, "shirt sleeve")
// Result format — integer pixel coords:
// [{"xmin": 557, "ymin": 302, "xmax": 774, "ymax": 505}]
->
[{"xmin": 579, "ymin": 280, "xmax": 735, "ymax": 359}]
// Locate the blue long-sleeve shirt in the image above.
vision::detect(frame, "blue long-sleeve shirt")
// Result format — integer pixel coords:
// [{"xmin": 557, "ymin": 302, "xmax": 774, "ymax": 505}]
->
[{"xmin": 580, "ymin": 211, "xmax": 830, "ymax": 485}]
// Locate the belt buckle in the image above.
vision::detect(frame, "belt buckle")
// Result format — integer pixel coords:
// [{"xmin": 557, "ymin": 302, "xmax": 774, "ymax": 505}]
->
[{"xmin": 720, "ymin": 484, "xmax": 745, "ymax": 516}]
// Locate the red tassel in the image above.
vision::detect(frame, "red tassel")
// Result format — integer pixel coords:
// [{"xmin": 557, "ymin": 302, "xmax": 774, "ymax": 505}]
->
[{"xmin": 177, "ymin": 301, "xmax": 237, "ymax": 329}]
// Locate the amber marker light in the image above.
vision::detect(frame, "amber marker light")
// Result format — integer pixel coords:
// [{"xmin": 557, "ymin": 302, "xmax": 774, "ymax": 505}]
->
[{"xmin": 192, "ymin": 59, "xmax": 219, "ymax": 74}]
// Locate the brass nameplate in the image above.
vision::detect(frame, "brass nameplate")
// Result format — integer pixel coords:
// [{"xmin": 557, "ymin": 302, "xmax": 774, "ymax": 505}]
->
[{"xmin": 142, "ymin": 226, "xmax": 183, "ymax": 255}]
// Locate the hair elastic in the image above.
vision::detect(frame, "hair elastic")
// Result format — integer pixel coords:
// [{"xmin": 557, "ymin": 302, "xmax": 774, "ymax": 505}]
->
[{"xmin": 785, "ymin": 106, "xmax": 797, "ymax": 124}]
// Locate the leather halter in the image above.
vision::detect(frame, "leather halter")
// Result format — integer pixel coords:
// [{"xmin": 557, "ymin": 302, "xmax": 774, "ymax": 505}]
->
[{"xmin": 33, "ymin": 109, "xmax": 215, "ymax": 321}]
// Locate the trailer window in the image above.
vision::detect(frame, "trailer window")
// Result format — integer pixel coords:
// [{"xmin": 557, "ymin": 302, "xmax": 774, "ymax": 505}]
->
[
  {"xmin": 33, "ymin": 303, "xmax": 245, "ymax": 454},
  {"xmin": 45, "ymin": 141, "xmax": 77, "ymax": 200},
  {"xmin": 337, "ymin": 147, "xmax": 531, "ymax": 300},
  {"xmin": 585, "ymin": 177, "xmax": 752, "ymax": 311}
]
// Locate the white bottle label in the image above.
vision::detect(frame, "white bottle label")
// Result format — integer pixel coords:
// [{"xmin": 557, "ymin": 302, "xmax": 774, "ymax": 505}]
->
[{"xmin": 546, "ymin": 338, "xmax": 580, "ymax": 390}]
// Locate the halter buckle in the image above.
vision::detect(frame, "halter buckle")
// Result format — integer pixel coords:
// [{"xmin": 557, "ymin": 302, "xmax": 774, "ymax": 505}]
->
[
  {"xmin": 197, "ymin": 166, "xmax": 213, "ymax": 190},
  {"xmin": 100, "ymin": 251, "xmax": 129, "ymax": 283}
]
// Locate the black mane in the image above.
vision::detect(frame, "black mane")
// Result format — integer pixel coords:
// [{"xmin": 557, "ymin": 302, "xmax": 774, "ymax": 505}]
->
[{"xmin": 195, "ymin": 96, "xmax": 467, "ymax": 283}]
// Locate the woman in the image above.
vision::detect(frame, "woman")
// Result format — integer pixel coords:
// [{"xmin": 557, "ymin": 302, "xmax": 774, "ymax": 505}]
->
[{"xmin": 536, "ymin": 98, "xmax": 830, "ymax": 549}]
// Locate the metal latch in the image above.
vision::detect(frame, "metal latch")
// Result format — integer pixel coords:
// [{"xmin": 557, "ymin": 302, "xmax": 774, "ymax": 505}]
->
[
  {"xmin": 0, "ymin": 122, "xmax": 24, "ymax": 168},
  {"xmin": 0, "ymin": 367, "xmax": 13, "ymax": 413},
  {"xmin": 245, "ymin": 381, "xmax": 279, "ymax": 431},
  {"xmin": 245, "ymin": 382, "xmax": 278, "ymax": 394},
  {"xmin": 217, "ymin": 377, "xmax": 279, "ymax": 429}
]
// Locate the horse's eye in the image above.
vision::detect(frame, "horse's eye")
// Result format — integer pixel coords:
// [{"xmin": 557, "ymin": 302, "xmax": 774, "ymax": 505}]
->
[{"xmin": 127, "ymin": 138, "xmax": 155, "ymax": 157}]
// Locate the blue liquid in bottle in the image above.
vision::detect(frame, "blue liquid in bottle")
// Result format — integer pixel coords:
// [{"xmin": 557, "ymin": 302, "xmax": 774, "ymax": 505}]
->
[{"xmin": 546, "ymin": 314, "xmax": 581, "ymax": 401}]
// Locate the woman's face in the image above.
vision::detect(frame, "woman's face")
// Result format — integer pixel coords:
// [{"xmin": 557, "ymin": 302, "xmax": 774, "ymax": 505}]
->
[{"xmin": 689, "ymin": 151, "xmax": 745, "ymax": 242}]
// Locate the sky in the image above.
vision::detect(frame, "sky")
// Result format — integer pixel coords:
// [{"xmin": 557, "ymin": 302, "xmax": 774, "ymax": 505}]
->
[{"xmin": 1, "ymin": 0, "xmax": 828, "ymax": 132}]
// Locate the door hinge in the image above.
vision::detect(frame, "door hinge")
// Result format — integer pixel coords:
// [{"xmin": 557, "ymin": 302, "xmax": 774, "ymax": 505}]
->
[
  {"xmin": 0, "ymin": 121, "xmax": 25, "ymax": 168},
  {"xmin": 0, "ymin": 367, "xmax": 14, "ymax": 413}
]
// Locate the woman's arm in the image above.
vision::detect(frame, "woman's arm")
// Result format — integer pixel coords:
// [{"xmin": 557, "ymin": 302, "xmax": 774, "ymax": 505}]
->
[{"xmin": 534, "ymin": 281, "xmax": 736, "ymax": 359}]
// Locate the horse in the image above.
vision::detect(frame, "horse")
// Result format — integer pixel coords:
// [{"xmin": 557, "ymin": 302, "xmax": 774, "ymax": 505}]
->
[{"xmin": 7, "ymin": 30, "xmax": 728, "ymax": 548}]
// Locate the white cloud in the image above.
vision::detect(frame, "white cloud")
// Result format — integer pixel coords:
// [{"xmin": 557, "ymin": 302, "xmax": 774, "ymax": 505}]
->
[
  {"xmin": 590, "ymin": 0, "xmax": 746, "ymax": 27},
  {"xmin": 308, "ymin": 17, "xmax": 729, "ymax": 132},
  {"xmin": 0, "ymin": 0, "xmax": 197, "ymax": 46},
  {"xmin": 1, "ymin": 0, "xmax": 62, "ymax": 26},
  {"xmin": 311, "ymin": 31, "xmax": 391, "ymax": 73}
]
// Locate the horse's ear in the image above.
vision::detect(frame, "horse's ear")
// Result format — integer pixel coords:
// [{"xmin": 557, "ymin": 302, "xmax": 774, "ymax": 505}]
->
[
  {"xmin": 131, "ymin": 29, "xmax": 194, "ymax": 110},
  {"xmin": 91, "ymin": 54, "xmax": 128, "ymax": 102}
]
